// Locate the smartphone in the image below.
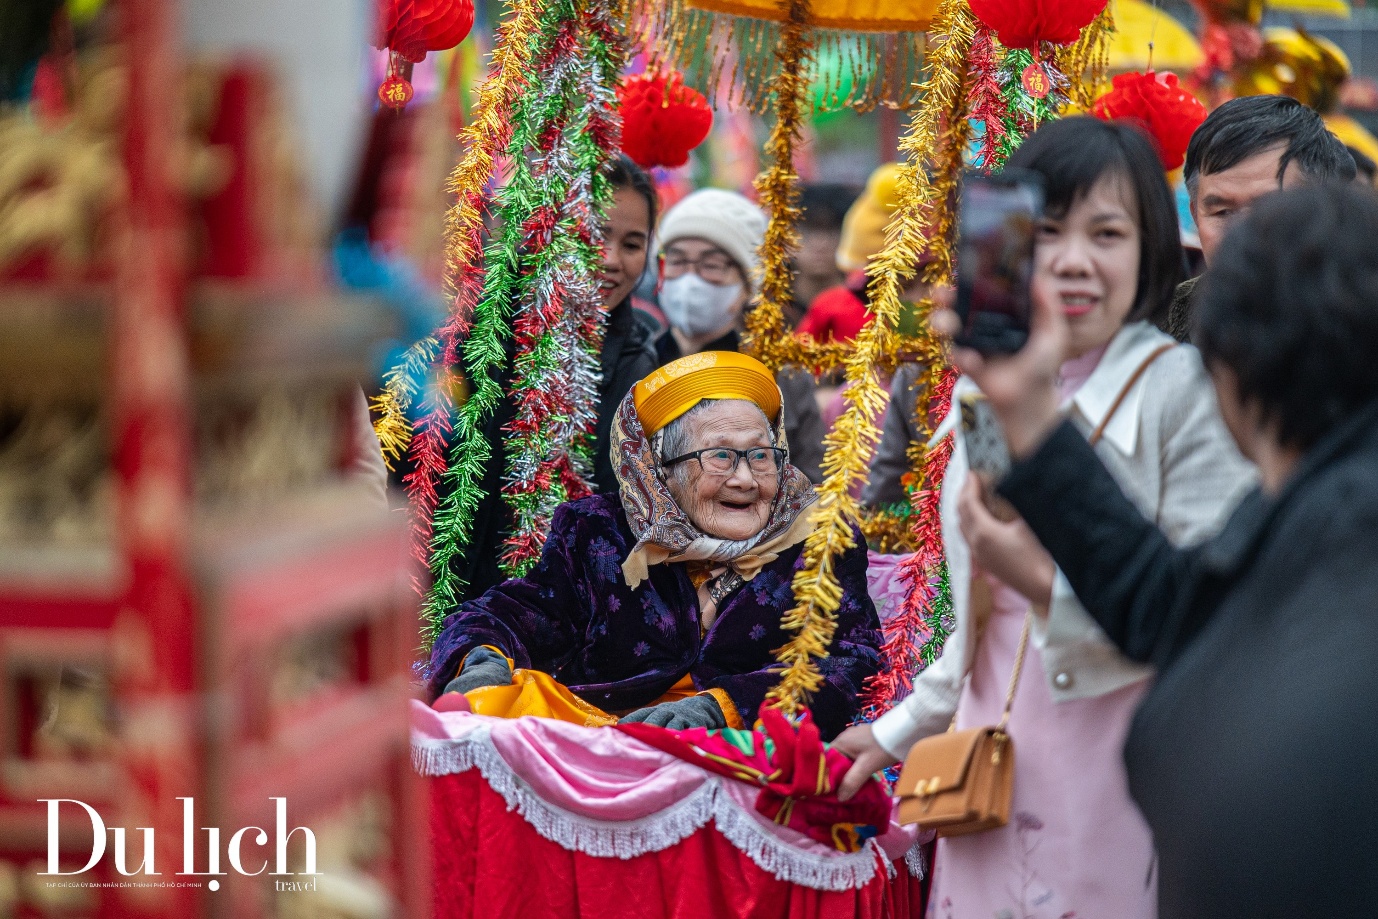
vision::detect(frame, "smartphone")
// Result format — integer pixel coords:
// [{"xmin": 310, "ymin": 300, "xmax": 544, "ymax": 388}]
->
[{"xmin": 954, "ymin": 169, "xmax": 1044, "ymax": 355}]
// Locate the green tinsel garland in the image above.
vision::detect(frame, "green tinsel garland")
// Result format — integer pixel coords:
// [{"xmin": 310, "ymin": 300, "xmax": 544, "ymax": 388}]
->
[
  {"xmin": 497, "ymin": 0, "xmax": 626, "ymax": 577},
  {"xmin": 422, "ymin": 3, "xmax": 566, "ymax": 637}
]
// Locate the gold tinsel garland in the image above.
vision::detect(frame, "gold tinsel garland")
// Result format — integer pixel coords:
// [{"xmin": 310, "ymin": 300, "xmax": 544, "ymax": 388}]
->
[
  {"xmin": 1056, "ymin": 6, "xmax": 1114, "ymax": 111},
  {"xmin": 766, "ymin": 0, "xmax": 975, "ymax": 714},
  {"xmin": 370, "ymin": 0, "xmax": 550, "ymax": 466},
  {"xmin": 742, "ymin": 0, "xmax": 830, "ymax": 375}
]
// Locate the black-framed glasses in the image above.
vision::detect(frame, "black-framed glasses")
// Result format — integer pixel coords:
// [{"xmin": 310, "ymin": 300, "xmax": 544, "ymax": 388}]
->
[
  {"xmin": 661, "ymin": 250, "xmax": 739, "ymax": 284},
  {"xmin": 662, "ymin": 446, "xmax": 787, "ymax": 478}
]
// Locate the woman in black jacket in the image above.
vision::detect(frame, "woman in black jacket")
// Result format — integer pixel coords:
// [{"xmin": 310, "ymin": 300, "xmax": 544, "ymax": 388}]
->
[{"xmin": 928, "ymin": 183, "xmax": 1378, "ymax": 917}]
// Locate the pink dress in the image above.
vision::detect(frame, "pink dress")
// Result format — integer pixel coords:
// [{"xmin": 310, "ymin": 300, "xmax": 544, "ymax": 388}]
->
[
  {"xmin": 928, "ymin": 583, "xmax": 1155, "ymax": 919},
  {"xmin": 928, "ymin": 344, "xmax": 1156, "ymax": 919}
]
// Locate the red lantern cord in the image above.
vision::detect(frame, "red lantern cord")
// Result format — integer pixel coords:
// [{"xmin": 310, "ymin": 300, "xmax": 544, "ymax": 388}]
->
[
  {"xmin": 375, "ymin": 0, "xmax": 476, "ymax": 109},
  {"xmin": 617, "ymin": 71, "xmax": 713, "ymax": 170},
  {"xmin": 967, "ymin": 0, "xmax": 1107, "ymax": 50},
  {"xmin": 1092, "ymin": 71, "xmax": 1208, "ymax": 171}
]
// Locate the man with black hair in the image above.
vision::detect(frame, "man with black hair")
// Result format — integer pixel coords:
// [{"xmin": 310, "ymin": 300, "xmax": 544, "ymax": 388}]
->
[
  {"xmin": 1165, "ymin": 94, "xmax": 1356, "ymax": 340},
  {"xmin": 1347, "ymin": 144, "xmax": 1377, "ymax": 186}
]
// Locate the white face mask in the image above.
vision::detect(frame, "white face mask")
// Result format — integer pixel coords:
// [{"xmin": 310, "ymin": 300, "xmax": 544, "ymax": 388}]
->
[{"xmin": 660, "ymin": 274, "xmax": 744, "ymax": 338}]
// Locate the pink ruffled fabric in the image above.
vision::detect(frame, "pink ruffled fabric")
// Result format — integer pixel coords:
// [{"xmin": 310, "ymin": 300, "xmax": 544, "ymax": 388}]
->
[{"xmin": 411, "ymin": 703, "xmax": 922, "ymax": 865}]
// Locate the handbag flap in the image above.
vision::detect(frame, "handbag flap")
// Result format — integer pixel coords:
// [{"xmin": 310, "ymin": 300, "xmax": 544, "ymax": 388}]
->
[{"xmin": 894, "ymin": 727, "xmax": 993, "ymax": 798}]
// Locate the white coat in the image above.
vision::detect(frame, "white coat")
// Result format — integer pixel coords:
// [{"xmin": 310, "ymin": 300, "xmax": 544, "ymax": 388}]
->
[{"xmin": 871, "ymin": 320, "xmax": 1258, "ymax": 758}]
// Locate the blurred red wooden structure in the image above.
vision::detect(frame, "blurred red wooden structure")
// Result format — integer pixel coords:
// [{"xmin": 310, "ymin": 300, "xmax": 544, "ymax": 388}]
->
[{"xmin": 0, "ymin": 1, "xmax": 427, "ymax": 917}]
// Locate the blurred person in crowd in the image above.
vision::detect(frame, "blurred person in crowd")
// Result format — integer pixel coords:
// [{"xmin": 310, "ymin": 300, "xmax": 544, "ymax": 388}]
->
[
  {"xmin": 429, "ymin": 352, "xmax": 881, "ymax": 738},
  {"xmin": 1346, "ymin": 144, "xmax": 1376, "ymax": 186},
  {"xmin": 789, "ymin": 182, "xmax": 857, "ymax": 324},
  {"xmin": 452, "ymin": 155, "xmax": 661, "ymax": 601},
  {"xmin": 797, "ymin": 165, "xmax": 935, "ymax": 345},
  {"xmin": 922, "ymin": 181, "xmax": 1378, "ymax": 918},
  {"xmin": 800, "ymin": 165, "xmax": 939, "ymax": 442},
  {"xmin": 835, "ymin": 118, "xmax": 1255, "ymax": 918},
  {"xmin": 1165, "ymin": 95, "xmax": 1355, "ymax": 341},
  {"xmin": 858, "ymin": 362, "xmax": 925, "ymax": 510},
  {"xmin": 654, "ymin": 189, "xmax": 826, "ymax": 483}
]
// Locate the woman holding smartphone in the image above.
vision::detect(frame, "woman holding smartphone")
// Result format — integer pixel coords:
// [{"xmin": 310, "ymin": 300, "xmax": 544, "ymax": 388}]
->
[{"xmin": 835, "ymin": 117, "xmax": 1255, "ymax": 918}]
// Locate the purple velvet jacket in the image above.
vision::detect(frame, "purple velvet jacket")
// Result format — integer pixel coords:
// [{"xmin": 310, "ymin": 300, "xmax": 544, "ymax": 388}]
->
[{"xmin": 427, "ymin": 494, "xmax": 882, "ymax": 739}]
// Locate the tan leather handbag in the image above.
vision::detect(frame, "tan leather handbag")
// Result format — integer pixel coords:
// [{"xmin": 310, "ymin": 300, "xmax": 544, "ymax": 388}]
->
[{"xmin": 894, "ymin": 610, "xmax": 1031, "ymax": 837}]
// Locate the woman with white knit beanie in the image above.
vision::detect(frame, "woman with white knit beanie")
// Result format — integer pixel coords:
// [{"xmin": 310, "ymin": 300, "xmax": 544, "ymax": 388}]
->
[{"xmin": 652, "ymin": 189, "xmax": 826, "ymax": 482}]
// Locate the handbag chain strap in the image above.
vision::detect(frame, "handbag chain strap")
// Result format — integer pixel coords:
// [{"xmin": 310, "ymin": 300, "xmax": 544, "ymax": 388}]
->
[{"xmin": 996, "ymin": 612, "xmax": 1033, "ymax": 733}]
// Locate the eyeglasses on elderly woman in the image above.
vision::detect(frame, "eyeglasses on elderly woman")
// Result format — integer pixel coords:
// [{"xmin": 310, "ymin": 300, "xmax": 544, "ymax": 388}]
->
[{"xmin": 661, "ymin": 446, "xmax": 787, "ymax": 478}]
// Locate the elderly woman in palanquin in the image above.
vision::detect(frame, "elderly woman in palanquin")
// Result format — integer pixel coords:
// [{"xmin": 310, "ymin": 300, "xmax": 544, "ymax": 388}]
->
[{"xmin": 427, "ymin": 352, "xmax": 882, "ymax": 738}]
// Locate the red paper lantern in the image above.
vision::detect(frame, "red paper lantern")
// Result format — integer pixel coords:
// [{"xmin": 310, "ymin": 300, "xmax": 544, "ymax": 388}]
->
[
  {"xmin": 1092, "ymin": 71, "xmax": 1208, "ymax": 171},
  {"xmin": 967, "ymin": 0, "xmax": 1108, "ymax": 49},
  {"xmin": 374, "ymin": 0, "xmax": 474, "ymax": 109},
  {"xmin": 376, "ymin": 0, "xmax": 475, "ymax": 63},
  {"xmin": 617, "ymin": 71, "xmax": 714, "ymax": 170}
]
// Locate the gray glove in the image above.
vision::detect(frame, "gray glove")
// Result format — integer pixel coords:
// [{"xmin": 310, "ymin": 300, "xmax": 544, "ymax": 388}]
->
[
  {"xmin": 442, "ymin": 647, "xmax": 513, "ymax": 695},
  {"xmin": 620, "ymin": 694, "xmax": 726, "ymax": 730}
]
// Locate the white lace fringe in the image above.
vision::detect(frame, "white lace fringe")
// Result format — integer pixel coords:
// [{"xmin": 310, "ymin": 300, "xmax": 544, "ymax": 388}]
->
[{"xmin": 413, "ymin": 729, "xmax": 895, "ymax": 891}]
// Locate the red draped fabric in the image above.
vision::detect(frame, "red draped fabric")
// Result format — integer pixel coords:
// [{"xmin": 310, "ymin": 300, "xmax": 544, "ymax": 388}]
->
[{"xmin": 429, "ymin": 771, "xmax": 927, "ymax": 918}]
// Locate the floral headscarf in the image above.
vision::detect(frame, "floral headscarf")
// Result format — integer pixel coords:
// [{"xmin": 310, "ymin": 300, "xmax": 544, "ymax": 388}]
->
[{"xmin": 610, "ymin": 390, "xmax": 817, "ymax": 590}]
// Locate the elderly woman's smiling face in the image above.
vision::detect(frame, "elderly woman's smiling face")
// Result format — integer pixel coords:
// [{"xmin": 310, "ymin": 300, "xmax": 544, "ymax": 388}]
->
[{"xmin": 662, "ymin": 399, "xmax": 780, "ymax": 541}]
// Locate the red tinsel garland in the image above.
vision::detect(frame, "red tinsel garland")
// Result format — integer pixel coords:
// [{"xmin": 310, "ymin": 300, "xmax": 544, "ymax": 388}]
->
[
  {"xmin": 1091, "ymin": 71, "xmax": 1208, "ymax": 171},
  {"xmin": 859, "ymin": 368, "xmax": 957, "ymax": 720},
  {"xmin": 966, "ymin": 27, "xmax": 1008, "ymax": 171},
  {"xmin": 967, "ymin": 0, "xmax": 1107, "ymax": 50},
  {"xmin": 617, "ymin": 70, "xmax": 713, "ymax": 170}
]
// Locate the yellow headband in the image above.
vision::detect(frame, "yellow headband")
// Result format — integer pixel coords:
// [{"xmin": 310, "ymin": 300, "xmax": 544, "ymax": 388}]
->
[{"xmin": 634, "ymin": 351, "xmax": 781, "ymax": 436}]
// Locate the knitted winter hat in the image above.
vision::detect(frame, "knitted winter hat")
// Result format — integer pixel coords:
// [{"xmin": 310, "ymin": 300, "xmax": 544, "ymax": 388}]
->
[
  {"xmin": 657, "ymin": 188, "xmax": 768, "ymax": 293},
  {"xmin": 836, "ymin": 163, "xmax": 902, "ymax": 272}
]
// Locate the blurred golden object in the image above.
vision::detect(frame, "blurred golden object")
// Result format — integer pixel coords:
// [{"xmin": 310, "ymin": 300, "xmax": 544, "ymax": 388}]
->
[
  {"xmin": 687, "ymin": 0, "xmax": 937, "ymax": 30},
  {"xmin": 32, "ymin": 668, "xmax": 115, "ymax": 762},
  {"xmin": 1324, "ymin": 112, "xmax": 1378, "ymax": 168},
  {"xmin": 0, "ymin": 58, "xmax": 127, "ymax": 275},
  {"xmin": 0, "ymin": 404, "xmax": 110, "ymax": 548},
  {"xmin": 1107, "ymin": 0, "xmax": 1203, "ymax": 73},
  {"xmin": 1234, "ymin": 27, "xmax": 1350, "ymax": 112},
  {"xmin": 0, "ymin": 50, "xmax": 234, "ymax": 278}
]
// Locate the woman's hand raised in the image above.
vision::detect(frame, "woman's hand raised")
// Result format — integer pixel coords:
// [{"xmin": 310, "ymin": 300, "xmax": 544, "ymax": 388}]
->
[{"xmin": 957, "ymin": 476, "xmax": 1056, "ymax": 608}]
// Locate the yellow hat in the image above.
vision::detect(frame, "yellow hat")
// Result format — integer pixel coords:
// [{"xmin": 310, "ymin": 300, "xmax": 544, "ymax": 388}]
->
[
  {"xmin": 634, "ymin": 351, "xmax": 781, "ymax": 436},
  {"xmin": 836, "ymin": 163, "xmax": 902, "ymax": 273}
]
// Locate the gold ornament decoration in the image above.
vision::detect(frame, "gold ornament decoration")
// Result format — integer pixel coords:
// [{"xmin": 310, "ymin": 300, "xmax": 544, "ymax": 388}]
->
[{"xmin": 1233, "ymin": 27, "xmax": 1350, "ymax": 113}]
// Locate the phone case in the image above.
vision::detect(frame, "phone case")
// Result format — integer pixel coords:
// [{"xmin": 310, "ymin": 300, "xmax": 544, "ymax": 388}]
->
[{"xmin": 959, "ymin": 392, "xmax": 1012, "ymax": 483}]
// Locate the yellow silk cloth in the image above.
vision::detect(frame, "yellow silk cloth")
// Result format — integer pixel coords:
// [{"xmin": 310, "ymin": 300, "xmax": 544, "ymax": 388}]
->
[
  {"xmin": 465, "ymin": 671, "xmax": 744, "ymax": 729},
  {"xmin": 466, "ymin": 669, "xmax": 618, "ymax": 728}
]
